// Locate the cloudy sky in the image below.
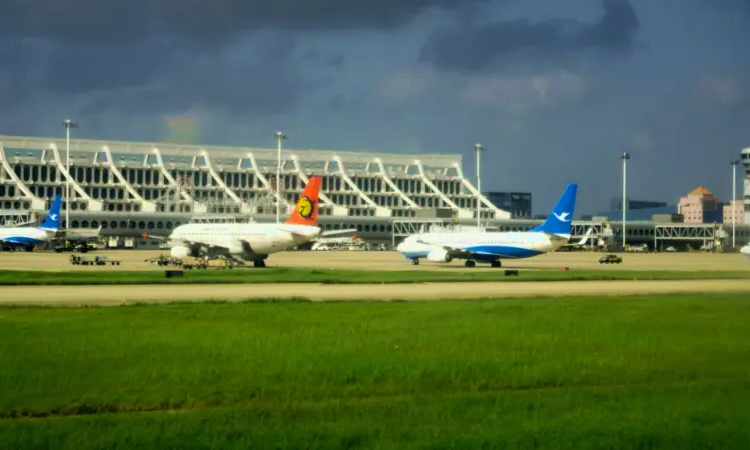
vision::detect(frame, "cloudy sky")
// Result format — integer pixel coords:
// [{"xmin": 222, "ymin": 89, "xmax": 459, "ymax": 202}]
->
[{"xmin": 1, "ymin": 0, "xmax": 748, "ymax": 214}]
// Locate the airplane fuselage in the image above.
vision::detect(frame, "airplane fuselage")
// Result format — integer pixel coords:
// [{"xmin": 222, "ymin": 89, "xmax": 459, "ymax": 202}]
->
[
  {"xmin": 741, "ymin": 244, "xmax": 750, "ymax": 259},
  {"xmin": 0, "ymin": 227, "xmax": 55, "ymax": 247},
  {"xmin": 397, "ymin": 231, "xmax": 569, "ymax": 262},
  {"xmin": 168, "ymin": 223, "xmax": 321, "ymax": 261}
]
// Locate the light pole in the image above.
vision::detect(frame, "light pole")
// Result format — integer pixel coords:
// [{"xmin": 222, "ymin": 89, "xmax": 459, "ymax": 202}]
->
[
  {"xmin": 474, "ymin": 143, "xmax": 484, "ymax": 228},
  {"xmin": 63, "ymin": 119, "xmax": 78, "ymax": 230},
  {"xmin": 275, "ymin": 131, "xmax": 288, "ymax": 224},
  {"xmin": 731, "ymin": 159, "xmax": 739, "ymax": 248},
  {"xmin": 621, "ymin": 152, "xmax": 630, "ymax": 248}
]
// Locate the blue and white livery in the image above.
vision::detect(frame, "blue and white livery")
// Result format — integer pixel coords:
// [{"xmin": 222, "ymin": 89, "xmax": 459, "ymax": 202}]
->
[
  {"xmin": 396, "ymin": 184, "xmax": 578, "ymax": 268},
  {"xmin": 0, "ymin": 195, "xmax": 62, "ymax": 251}
]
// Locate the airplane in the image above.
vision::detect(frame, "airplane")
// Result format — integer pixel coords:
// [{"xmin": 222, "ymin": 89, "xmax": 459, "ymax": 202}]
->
[
  {"xmin": 0, "ymin": 195, "xmax": 62, "ymax": 252},
  {"xmin": 396, "ymin": 183, "xmax": 578, "ymax": 268},
  {"xmin": 741, "ymin": 243, "xmax": 750, "ymax": 259},
  {"xmin": 560, "ymin": 226, "xmax": 594, "ymax": 250},
  {"xmin": 146, "ymin": 176, "xmax": 349, "ymax": 267}
]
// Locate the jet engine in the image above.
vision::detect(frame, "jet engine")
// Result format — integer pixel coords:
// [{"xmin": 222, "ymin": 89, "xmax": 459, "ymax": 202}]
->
[
  {"xmin": 227, "ymin": 240, "xmax": 254, "ymax": 255},
  {"xmin": 170, "ymin": 245, "xmax": 190, "ymax": 258},
  {"xmin": 426, "ymin": 248, "xmax": 452, "ymax": 263}
]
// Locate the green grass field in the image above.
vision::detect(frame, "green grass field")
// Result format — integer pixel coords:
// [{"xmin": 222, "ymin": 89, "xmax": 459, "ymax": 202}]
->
[
  {"xmin": 1, "ymin": 293, "xmax": 749, "ymax": 448},
  {"xmin": 1, "ymin": 267, "xmax": 750, "ymax": 285}
]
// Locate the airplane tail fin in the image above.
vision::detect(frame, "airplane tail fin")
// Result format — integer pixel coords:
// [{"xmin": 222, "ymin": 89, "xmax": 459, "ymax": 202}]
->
[
  {"xmin": 532, "ymin": 184, "xmax": 577, "ymax": 236},
  {"xmin": 39, "ymin": 195, "xmax": 62, "ymax": 231},
  {"xmin": 285, "ymin": 177, "xmax": 322, "ymax": 226}
]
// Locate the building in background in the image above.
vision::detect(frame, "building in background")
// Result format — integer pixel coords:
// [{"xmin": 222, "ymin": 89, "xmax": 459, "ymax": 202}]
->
[
  {"xmin": 678, "ymin": 186, "xmax": 724, "ymax": 224},
  {"xmin": 585, "ymin": 205, "xmax": 678, "ymax": 222},
  {"xmin": 723, "ymin": 200, "xmax": 745, "ymax": 225},
  {"xmin": 484, "ymin": 192, "xmax": 532, "ymax": 218},
  {"xmin": 610, "ymin": 198, "xmax": 667, "ymax": 211}
]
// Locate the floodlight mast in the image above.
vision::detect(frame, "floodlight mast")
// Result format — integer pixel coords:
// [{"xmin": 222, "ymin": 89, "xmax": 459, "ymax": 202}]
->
[
  {"xmin": 275, "ymin": 131, "xmax": 288, "ymax": 224},
  {"xmin": 63, "ymin": 119, "xmax": 78, "ymax": 231},
  {"xmin": 474, "ymin": 143, "xmax": 485, "ymax": 228}
]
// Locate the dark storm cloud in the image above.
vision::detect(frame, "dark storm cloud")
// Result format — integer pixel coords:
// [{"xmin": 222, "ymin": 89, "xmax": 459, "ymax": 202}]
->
[
  {"xmin": 302, "ymin": 49, "xmax": 346, "ymax": 68},
  {"xmin": 78, "ymin": 61, "xmax": 308, "ymax": 117},
  {"xmin": 3, "ymin": 0, "xmax": 492, "ymax": 44},
  {"xmin": 0, "ymin": 28, "xmax": 322, "ymax": 117},
  {"xmin": 418, "ymin": 0, "xmax": 639, "ymax": 72}
]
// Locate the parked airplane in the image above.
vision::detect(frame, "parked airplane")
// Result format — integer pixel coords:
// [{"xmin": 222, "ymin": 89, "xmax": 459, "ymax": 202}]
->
[
  {"xmin": 741, "ymin": 243, "xmax": 750, "ymax": 259},
  {"xmin": 562, "ymin": 226, "xmax": 594, "ymax": 249},
  {"xmin": 0, "ymin": 195, "xmax": 61, "ymax": 251},
  {"xmin": 396, "ymin": 183, "xmax": 578, "ymax": 267},
  {"xmin": 146, "ymin": 177, "xmax": 347, "ymax": 267}
]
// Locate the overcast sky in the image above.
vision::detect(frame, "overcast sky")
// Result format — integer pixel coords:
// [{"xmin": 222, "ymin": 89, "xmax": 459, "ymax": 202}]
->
[{"xmin": 1, "ymin": 0, "xmax": 748, "ymax": 214}]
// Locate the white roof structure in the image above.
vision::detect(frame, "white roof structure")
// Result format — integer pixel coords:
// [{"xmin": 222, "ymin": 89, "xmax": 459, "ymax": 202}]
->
[{"xmin": 0, "ymin": 134, "xmax": 510, "ymax": 221}]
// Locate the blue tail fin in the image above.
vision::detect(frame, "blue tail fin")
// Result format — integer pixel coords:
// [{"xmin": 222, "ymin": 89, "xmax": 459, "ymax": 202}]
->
[
  {"xmin": 39, "ymin": 195, "xmax": 62, "ymax": 231},
  {"xmin": 531, "ymin": 184, "xmax": 577, "ymax": 236}
]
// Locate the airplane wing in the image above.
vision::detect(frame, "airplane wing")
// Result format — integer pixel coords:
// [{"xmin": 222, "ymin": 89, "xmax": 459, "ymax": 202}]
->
[
  {"xmin": 321, "ymin": 228, "xmax": 357, "ymax": 237},
  {"xmin": 413, "ymin": 238, "xmax": 490, "ymax": 259},
  {"xmin": 562, "ymin": 227, "xmax": 595, "ymax": 247},
  {"xmin": 142, "ymin": 232, "xmax": 197, "ymax": 248},
  {"xmin": 142, "ymin": 232, "xmax": 230, "ymax": 254},
  {"xmin": 142, "ymin": 232, "xmax": 170, "ymax": 241},
  {"xmin": 66, "ymin": 226, "xmax": 103, "ymax": 243}
]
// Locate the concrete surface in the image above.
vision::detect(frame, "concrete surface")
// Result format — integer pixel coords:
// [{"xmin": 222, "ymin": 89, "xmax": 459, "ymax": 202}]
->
[
  {"xmin": 2, "ymin": 250, "xmax": 748, "ymax": 306},
  {"xmin": 1, "ymin": 249, "xmax": 749, "ymax": 272},
  {"xmin": 2, "ymin": 279, "xmax": 749, "ymax": 306}
]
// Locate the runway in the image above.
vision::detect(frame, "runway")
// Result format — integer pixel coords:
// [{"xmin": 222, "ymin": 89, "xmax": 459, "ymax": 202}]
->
[
  {"xmin": 1, "ymin": 249, "xmax": 748, "ymax": 272},
  {"xmin": 2, "ymin": 279, "xmax": 749, "ymax": 306},
  {"xmin": 1, "ymin": 250, "xmax": 748, "ymax": 306}
]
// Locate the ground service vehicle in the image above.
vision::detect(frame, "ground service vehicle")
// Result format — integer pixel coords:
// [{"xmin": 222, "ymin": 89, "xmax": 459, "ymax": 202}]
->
[{"xmin": 599, "ymin": 254, "xmax": 622, "ymax": 264}]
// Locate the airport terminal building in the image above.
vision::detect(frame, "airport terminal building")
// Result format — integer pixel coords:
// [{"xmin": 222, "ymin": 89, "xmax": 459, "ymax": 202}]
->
[{"xmin": 1, "ymin": 134, "xmax": 749, "ymax": 249}]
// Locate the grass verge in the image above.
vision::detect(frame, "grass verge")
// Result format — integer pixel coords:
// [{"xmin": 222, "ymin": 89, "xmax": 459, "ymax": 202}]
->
[
  {"xmin": 1, "ymin": 268, "xmax": 750, "ymax": 285},
  {"xmin": 1, "ymin": 292, "xmax": 749, "ymax": 448}
]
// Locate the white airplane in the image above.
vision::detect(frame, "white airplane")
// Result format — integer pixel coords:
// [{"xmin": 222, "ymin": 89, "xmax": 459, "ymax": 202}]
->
[
  {"xmin": 741, "ymin": 243, "xmax": 750, "ymax": 259},
  {"xmin": 563, "ymin": 226, "xmax": 594, "ymax": 249},
  {"xmin": 396, "ymin": 183, "xmax": 578, "ymax": 268},
  {"xmin": 147, "ymin": 177, "xmax": 348, "ymax": 267},
  {"xmin": 0, "ymin": 195, "xmax": 62, "ymax": 251}
]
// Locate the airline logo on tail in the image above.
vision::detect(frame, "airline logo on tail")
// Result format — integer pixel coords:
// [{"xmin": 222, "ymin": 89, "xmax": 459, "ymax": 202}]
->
[
  {"xmin": 286, "ymin": 177, "xmax": 321, "ymax": 226},
  {"xmin": 531, "ymin": 183, "xmax": 578, "ymax": 236},
  {"xmin": 297, "ymin": 196, "xmax": 315, "ymax": 219},
  {"xmin": 39, "ymin": 195, "xmax": 62, "ymax": 231}
]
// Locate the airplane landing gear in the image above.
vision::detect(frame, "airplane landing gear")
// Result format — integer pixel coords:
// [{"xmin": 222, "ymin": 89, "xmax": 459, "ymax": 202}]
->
[
  {"xmin": 464, "ymin": 260, "xmax": 476, "ymax": 268},
  {"xmin": 411, "ymin": 259, "xmax": 420, "ymax": 265},
  {"xmin": 253, "ymin": 260, "xmax": 266, "ymax": 268},
  {"xmin": 491, "ymin": 260, "xmax": 502, "ymax": 268}
]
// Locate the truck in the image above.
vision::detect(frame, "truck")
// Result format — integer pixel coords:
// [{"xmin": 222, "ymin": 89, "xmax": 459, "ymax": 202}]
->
[
  {"xmin": 70, "ymin": 255, "xmax": 122, "ymax": 266},
  {"xmin": 598, "ymin": 254, "xmax": 623, "ymax": 264},
  {"xmin": 144, "ymin": 255, "xmax": 240, "ymax": 270}
]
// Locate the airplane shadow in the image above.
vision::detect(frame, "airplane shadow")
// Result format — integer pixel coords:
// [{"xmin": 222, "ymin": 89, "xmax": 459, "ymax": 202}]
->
[{"xmin": 412, "ymin": 263, "xmax": 551, "ymax": 271}]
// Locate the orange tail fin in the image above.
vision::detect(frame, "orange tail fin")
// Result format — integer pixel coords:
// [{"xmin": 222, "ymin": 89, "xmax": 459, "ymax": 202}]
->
[{"xmin": 285, "ymin": 176, "xmax": 322, "ymax": 226}]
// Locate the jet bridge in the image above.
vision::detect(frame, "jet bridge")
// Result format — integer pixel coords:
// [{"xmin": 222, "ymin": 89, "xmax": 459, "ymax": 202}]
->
[{"xmin": 0, "ymin": 209, "xmax": 37, "ymax": 227}]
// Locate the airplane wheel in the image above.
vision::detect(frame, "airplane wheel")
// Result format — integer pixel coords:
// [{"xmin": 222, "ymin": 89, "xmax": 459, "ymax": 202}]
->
[
  {"xmin": 465, "ymin": 260, "xmax": 476, "ymax": 268},
  {"xmin": 491, "ymin": 260, "xmax": 501, "ymax": 268},
  {"xmin": 253, "ymin": 260, "xmax": 266, "ymax": 268},
  {"xmin": 412, "ymin": 259, "xmax": 419, "ymax": 265}
]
